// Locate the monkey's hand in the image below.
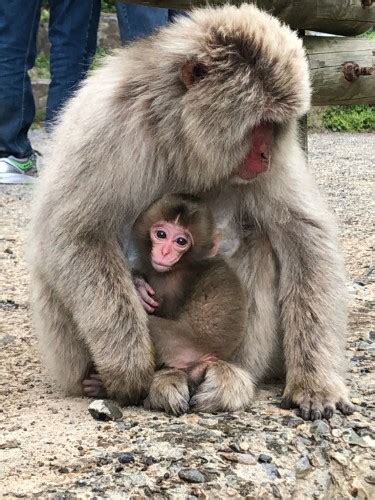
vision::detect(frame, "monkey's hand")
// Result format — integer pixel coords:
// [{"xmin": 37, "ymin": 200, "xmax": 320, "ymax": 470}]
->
[
  {"xmin": 190, "ymin": 361, "xmax": 255, "ymax": 412},
  {"xmin": 82, "ymin": 373, "xmax": 108, "ymax": 399},
  {"xmin": 134, "ymin": 277, "xmax": 159, "ymax": 313},
  {"xmin": 281, "ymin": 377, "xmax": 355, "ymax": 421},
  {"xmin": 144, "ymin": 368, "xmax": 190, "ymax": 416}
]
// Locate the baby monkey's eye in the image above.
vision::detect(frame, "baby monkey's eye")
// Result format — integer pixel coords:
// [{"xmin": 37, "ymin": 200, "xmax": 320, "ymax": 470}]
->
[
  {"xmin": 176, "ymin": 237, "xmax": 188, "ymax": 247},
  {"xmin": 156, "ymin": 230, "xmax": 167, "ymax": 239}
]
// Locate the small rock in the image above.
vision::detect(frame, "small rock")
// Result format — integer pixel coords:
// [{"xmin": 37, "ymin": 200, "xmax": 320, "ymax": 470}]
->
[
  {"xmin": 345, "ymin": 429, "xmax": 374, "ymax": 448},
  {"xmin": 282, "ymin": 416, "xmax": 304, "ymax": 428},
  {"xmin": 369, "ymin": 331, "xmax": 375, "ymax": 341},
  {"xmin": 118, "ymin": 452, "xmax": 135, "ymax": 464},
  {"xmin": 329, "ymin": 451, "xmax": 348, "ymax": 466},
  {"xmin": 296, "ymin": 455, "xmax": 312, "ymax": 478},
  {"xmin": 357, "ymin": 341, "xmax": 371, "ymax": 351},
  {"xmin": 263, "ymin": 463, "xmax": 281, "ymax": 480},
  {"xmin": 310, "ymin": 420, "xmax": 330, "ymax": 437},
  {"xmin": 178, "ymin": 468, "xmax": 207, "ymax": 483},
  {"xmin": 88, "ymin": 400, "xmax": 122, "ymax": 421},
  {"xmin": 332, "ymin": 428, "xmax": 342, "ymax": 438},
  {"xmin": 220, "ymin": 452, "xmax": 257, "ymax": 465},
  {"xmin": 0, "ymin": 439, "xmax": 20, "ymax": 449},
  {"xmin": 365, "ymin": 474, "xmax": 375, "ymax": 485},
  {"xmin": 0, "ymin": 334, "xmax": 16, "ymax": 346},
  {"xmin": 258, "ymin": 453, "xmax": 272, "ymax": 463},
  {"xmin": 351, "ymin": 397, "xmax": 362, "ymax": 405}
]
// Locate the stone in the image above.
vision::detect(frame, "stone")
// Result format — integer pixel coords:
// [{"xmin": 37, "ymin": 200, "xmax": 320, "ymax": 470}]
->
[
  {"xmin": 0, "ymin": 439, "xmax": 20, "ymax": 449},
  {"xmin": 310, "ymin": 420, "xmax": 330, "ymax": 437},
  {"xmin": 369, "ymin": 331, "xmax": 375, "ymax": 341},
  {"xmin": 88, "ymin": 400, "xmax": 122, "ymax": 421},
  {"xmin": 220, "ymin": 452, "xmax": 257, "ymax": 465},
  {"xmin": 178, "ymin": 468, "xmax": 207, "ymax": 483},
  {"xmin": 258, "ymin": 453, "xmax": 272, "ymax": 463},
  {"xmin": 329, "ymin": 451, "xmax": 348, "ymax": 466},
  {"xmin": 296, "ymin": 455, "xmax": 312, "ymax": 478},
  {"xmin": 262, "ymin": 463, "xmax": 281, "ymax": 480},
  {"xmin": 0, "ymin": 334, "xmax": 16, "ymax": 346},
  {"xmin": 365, "ymin": 475, "xmax": 375, "ymax": 485},
  {"xmin": 282, "ymin": 416, "xmax": 304, "ymax": 428},
  {"xmin": 118, "ymin": 453, "xmax": 135, "ymax": 464}
]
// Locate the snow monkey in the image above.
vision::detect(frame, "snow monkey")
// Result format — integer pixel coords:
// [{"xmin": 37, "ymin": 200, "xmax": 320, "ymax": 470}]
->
[
  {"xmin": 30, "ymin": 4, "xmax": 353, "ymax": 419},
  {"xmin": 84, "ymin": 194, "xmax": 249, "ymax": 415}
]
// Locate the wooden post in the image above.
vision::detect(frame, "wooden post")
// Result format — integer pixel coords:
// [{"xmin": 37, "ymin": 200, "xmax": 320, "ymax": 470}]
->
[
  {"xmin": 118, "ymin": 0, "xmax": 375, "ymax": 36},
  {"xmin": 305, "ymin": 37, "xmax": 375, "ymax": 105}
]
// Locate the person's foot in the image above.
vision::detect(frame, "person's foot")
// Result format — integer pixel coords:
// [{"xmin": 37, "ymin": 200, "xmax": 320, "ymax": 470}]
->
[{"xmin": 0, "ymin": 153, "xmax": 39, "ymax": 184}]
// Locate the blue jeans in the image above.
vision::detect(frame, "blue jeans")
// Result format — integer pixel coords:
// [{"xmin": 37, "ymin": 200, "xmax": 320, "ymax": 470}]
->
[
  {"xmin": 116, "ymin": 3, "xmax": 183, "ymax": 44},
  {"xmin": 0, "ymin": 0, "xmax": 100, "ymax": 158}
]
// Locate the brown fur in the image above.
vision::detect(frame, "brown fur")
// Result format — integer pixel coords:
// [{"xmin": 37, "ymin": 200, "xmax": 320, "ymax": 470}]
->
[
  {"xmin": 132, "ymin": 194, "xmax": 250, "ymax": 415},
  {"xmin": 29, "ymin": 5, "xmax": 352, "ymax": 418}
]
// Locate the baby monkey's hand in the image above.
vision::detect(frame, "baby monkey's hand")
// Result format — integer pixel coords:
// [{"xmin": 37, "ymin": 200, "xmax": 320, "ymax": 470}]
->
[{"xmin": 134, "ymin": 277, "xmax": 159, "ymax": 313}]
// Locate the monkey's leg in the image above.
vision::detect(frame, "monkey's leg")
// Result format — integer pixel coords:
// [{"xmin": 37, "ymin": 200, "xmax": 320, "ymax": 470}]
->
[
  {"xmin": 270, "ymin": 217, "xmax": 354, "ymax": 420},
  {"xmin": 144, "ymin": 368, "xmax": 190, "ymax": 416},
  {"xmin": 190, "ymin": 360, "xmax": 255, "ymax": 412},
  {"xmin": 32, "ymin": 275, "xmax": 91, "ymax": 395}
]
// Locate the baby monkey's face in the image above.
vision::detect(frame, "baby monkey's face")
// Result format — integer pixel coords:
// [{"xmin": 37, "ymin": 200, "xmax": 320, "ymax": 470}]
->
[{"xmin": 150, "ymin": 220, "xmax": 193, "ymax": 273}]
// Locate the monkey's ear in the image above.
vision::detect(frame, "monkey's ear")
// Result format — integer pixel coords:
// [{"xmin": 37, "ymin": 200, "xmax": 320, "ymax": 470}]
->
[
  {"xmin": 208, "ymin": 231, "xmax": 221, "ymax": 258},
  {"xmin": 180, "ymin": 61, "xmax": 208, "ymax": 88}
]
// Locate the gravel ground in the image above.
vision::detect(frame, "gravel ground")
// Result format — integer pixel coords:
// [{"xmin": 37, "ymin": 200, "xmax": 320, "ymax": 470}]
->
[{"xmin": 0, "ymin": 130, "xmax": 374, "ymax": 499}]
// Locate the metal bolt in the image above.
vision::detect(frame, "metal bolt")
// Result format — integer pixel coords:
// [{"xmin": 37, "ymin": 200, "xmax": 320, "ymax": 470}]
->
[{"xmin": 342, "ymin": 61, "xmax": 374, "ymax": 82}]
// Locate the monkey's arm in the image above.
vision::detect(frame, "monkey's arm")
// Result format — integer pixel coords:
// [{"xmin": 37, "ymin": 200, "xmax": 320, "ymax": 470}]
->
[{"xmin": 268, "ymin": 204, "xmax": 353, "ymax": 420}]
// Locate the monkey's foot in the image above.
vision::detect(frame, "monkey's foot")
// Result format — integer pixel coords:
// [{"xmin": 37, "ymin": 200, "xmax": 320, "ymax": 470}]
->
[
  {"xmin": 144, "ymin": 369, "xmax": 190, "ymax": 416},
  {"xmin": 82, "ymin": 373, "xmax": 108, "ymax": 399},
  {"xmin": 281, "ymin": 380, "xmax": 355, "ymax": 421},
  {"xmin": 190, "ymin": 361, "xmax": 255, "ymax": 413}
]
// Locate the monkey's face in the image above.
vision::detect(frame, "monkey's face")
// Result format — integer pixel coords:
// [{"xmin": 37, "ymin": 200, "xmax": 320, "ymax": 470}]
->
[
  {"xmin": 144, "ymin": 5, "xmax": 311, "ymax": 189},
  {"xmin": 150, "ymin": 220, "xmax": 193, "ymax": 272}
]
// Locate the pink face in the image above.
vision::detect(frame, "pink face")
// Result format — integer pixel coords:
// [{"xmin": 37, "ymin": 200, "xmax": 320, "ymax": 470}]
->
[{"xmin": 150, "ymin": 220, "xmax": 193, "ymax": 272}]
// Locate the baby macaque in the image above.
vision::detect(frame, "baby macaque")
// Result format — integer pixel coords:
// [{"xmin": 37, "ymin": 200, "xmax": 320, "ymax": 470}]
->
[
  {"xmin": 83, "ymin": 193, "xmax": 247, "ymax": 401},
  {"xmin": 132, "ymin": 193, "xmax": 247, "ymax": 389}
]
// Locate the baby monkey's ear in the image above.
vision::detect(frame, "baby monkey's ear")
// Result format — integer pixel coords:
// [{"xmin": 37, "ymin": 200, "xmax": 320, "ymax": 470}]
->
[
  {"xmin": 208, "ymin": 231, "xmax": 221, "ymax": 258},
  {"xmin": 180, "ymin": 60, "xmax": 208, "ymax": 88}
]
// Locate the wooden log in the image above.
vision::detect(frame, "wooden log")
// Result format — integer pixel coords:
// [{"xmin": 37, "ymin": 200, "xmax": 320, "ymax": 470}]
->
[
  {"xmin": 118, "ymin": 0, "xmax": 375, "ymax": 36},
  {"xmin": 305, "ymin": 37, "xmax": 375, "ymax": 105}
]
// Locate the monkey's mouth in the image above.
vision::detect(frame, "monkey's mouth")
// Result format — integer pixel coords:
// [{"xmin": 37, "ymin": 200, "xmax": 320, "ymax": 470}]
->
[
  {"xmin": 234, "ymin": 123, "xmax": 273, "ymax": 181},
  {"xmin": 152, "ymin": 261, "xmax": 172, "ymax": 273}
]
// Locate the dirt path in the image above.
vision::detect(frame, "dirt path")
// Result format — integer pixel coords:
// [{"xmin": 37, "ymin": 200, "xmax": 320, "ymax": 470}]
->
[{"xmin": 0, "ymin": 131, "xmax": 374, "ymax": 499}]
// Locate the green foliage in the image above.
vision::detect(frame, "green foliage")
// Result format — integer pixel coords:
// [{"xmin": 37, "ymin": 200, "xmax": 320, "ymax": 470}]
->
[
  {"xmin": 101, "ymin": 0, "xmax": 116, "ymax": 12},
  {"xmin": 30, "ymin": 52, "xmax": 50, "ymax": 79},
  {"xmin": 322, "ymin": 105, "xmax": 375, "ymax": 132}
]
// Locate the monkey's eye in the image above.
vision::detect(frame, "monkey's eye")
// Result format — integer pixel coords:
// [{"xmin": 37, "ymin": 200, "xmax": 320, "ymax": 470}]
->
[
  {"xmin": 192, "ymin": 63, "xmax": 208, "ymax": 81},
  {"xmin": 176, "ymin": 237, "xmax": 188, "ymax": 247},
  {"xmin": 156, "ymin": 230, "xmax": 167, "ymax": 239}
]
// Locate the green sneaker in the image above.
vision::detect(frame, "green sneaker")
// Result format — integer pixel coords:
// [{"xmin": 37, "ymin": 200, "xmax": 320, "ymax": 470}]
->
[{"xmin": 0, "ymin": 152, "xmax": 39, "ymax": 184}]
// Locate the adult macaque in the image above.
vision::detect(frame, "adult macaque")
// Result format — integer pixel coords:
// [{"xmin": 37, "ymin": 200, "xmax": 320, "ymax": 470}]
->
[
  {"xmin": 84, "ymin": 193, "xmax": 249, "ymax": 414},
  {"xmin": 30, "ymin": 5, "xmax": 353, "ymax": 419}
]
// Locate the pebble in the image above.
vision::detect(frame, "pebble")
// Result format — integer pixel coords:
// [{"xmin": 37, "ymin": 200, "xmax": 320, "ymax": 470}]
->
[
  {"xmin": 258, "ymin": 453, "xmax": 272, "ymax": 463},
  {"xmin": 0, "ymin": 439, "xmax": 20, "ymax": 449},
  {"xmin": 365, "ymin": 474, "xmax": 375, "ymax": 485},
  {"xmin": 282, "ymin": 416, "xmax": 304, "ymax": 428},
  {"xmin": 262, "ymin": 463, "xmax": 281, "ymax": 480},
  {"xmin": 343, "ymin": 429, "xmax": 375, "ymax": 448},
  {"xmin": 296, "ymin": 455, "xmax": 312, "ymax": 478},
  {"xmin": 369, "ymin": 331, "xmax": 375, "ymax": 341},
  {"xmin": 329, "ymin": 451, "xmax": 348, "ymax": 466},
  {"xmin": 0, "ymin": 334, "xmax": 16, "ymax": 346},
  {"xmin": 220, "ymin": 452, "xmax": 257, "ymax": 465},
  {"xmin": 310, "ymin": 420, "xmax": 330, "ymax": 437},
  {"xmin": 178, "ymin": 468, "xmax": 207, "ymax": 483},
  {"xmin": 118, "ymin": 452, "xmax": 135, "ymax": 464},
  {"xmin": 88, "ymin": 400, "xmax": 123, "ymax": 421}
]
